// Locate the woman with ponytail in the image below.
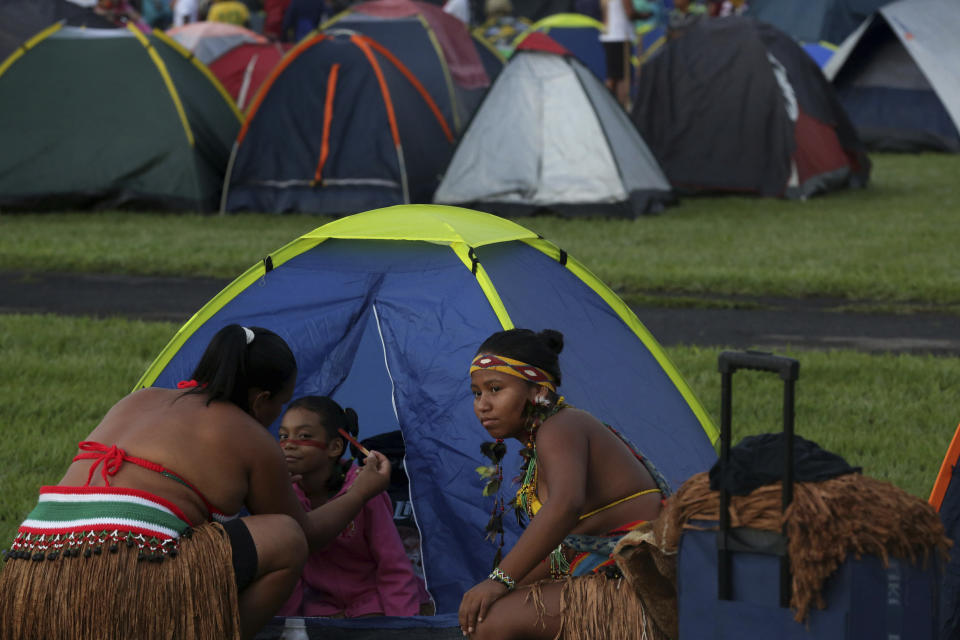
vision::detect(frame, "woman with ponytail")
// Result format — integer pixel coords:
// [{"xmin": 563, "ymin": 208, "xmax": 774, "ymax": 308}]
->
[
  {"xmin": 0, "ymin": 324, "xmax": 392, "ymax": 640},
  {"xmin": 276, "ymin": 396, "xmax": 432, "ymax": 618},
  {"xmin": 459, "ymin": 328, "xmax": 671, "ymax": 639}
]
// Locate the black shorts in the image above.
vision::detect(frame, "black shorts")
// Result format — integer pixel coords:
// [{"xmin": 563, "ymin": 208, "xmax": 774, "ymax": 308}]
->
[
  {"xmin": 222, "ymin": 518, "xmax": 259, "ymax": 592},
  {"xmin": 604, "ymin": 41, "xmax": 629, "ymax": 81}
]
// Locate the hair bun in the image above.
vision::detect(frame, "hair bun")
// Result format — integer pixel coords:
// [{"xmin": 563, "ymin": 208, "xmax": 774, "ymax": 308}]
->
[
  {"xmin": 343, "ymin": 407, "xmax": 360, "ymax": 437},
  {"xmin": 539, "ymin": 329, "xmax": 564, "ymax": 355}
]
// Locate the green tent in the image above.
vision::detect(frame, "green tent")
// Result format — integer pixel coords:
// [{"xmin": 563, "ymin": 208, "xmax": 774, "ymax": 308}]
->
[{"xmin": 0, "ymin": 23, "xmax": 242, "ymax": 211}]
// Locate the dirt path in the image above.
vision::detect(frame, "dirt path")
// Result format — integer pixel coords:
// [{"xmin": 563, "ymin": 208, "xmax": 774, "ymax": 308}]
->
[{"xmin": 2, "ymin": 271, "xmax": 958, "ymax": 356}]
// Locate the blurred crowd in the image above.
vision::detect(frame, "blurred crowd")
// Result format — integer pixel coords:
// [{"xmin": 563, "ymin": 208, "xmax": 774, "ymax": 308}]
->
[
  {"xmin": 93, "ymin": 0, "xmax": 748, "ymax": 110},
  {"xmin": 93, "ymin": 0, "xmax": 335, "ymax": 42}
]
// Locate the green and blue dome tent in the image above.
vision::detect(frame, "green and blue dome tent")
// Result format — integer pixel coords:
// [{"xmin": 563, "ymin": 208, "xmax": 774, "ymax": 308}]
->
[
  {"xmin": 134, "ymin": 205, "xmax": 718, "ymax": 615},
  {"xmin": 0, "ymin": 23, "xmax": 242, "ymax": 211},
  {"xmin": 221, "ymin": 31, "xmax": 455, "ymax": 215}
]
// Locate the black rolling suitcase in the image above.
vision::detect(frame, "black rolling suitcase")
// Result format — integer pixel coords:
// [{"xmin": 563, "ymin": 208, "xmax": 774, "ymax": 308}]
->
[{"xmin": 676, "ymin": 350, "xmax": 939, "ymax": 639}]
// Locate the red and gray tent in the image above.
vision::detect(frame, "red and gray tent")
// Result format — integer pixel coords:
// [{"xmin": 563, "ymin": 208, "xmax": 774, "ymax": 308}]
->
[{"xmin": 632, "ymin": 17, "xmax": 870, "ymax": 199}]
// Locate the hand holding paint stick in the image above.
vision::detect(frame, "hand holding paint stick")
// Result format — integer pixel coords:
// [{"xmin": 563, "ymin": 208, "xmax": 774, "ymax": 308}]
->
[{"xmin": 339, "ymin": 427, "xmax": 371, "ymax": 458}]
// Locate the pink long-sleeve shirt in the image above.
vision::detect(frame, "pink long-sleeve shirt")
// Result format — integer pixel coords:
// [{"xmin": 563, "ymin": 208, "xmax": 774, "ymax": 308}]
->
[{"xmin": 278, "ymin": 464, "xmax": 430, "ymax": 618}]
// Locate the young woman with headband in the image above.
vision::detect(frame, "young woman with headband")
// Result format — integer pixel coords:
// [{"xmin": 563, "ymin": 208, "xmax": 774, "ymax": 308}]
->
[{"xmin": 459, "ymin": 328, "xmax": 670, "ymax": 639}]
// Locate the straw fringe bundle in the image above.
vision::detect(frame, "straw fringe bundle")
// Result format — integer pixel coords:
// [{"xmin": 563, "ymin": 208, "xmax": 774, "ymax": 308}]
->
[
  {"xmin": 527, "ymin": 573, "xmax": 670, "ymax": 640},
  {"xmin": 614, "ymin": 471, "xmax": 951, "ymax": 625},
  {"xmin": 0, "ymin": 522, "xmax": 240, "ymax": 640},
  {"xmin": 611, "ymin": 519, "xmax": 679, "ymax": 638}
]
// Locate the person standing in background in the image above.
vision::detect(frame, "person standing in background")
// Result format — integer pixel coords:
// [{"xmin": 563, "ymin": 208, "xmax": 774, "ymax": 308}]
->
[
  {"xmin": 208, "ymin": 0, "xmax": 253, "ymax": 25},
  {"xmin": 600, "ymin": 0, "xmax": 648, "ymax": 109},
  {"xmin": 263, "ymin": 0, "xmax": 292, "ymax": 39},
  {"xmin": 171, "ymin": 0, "xmax": 200, "ymax": 25},
  {"xmin": 281, "ymin": 0, "xmax": 328, "ymax": 43}
]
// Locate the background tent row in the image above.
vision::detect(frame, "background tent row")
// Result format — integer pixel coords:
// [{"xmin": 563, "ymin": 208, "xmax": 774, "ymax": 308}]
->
[
  {"xmin": 2, "ymin": 11, "xmax": 877, "ymax": 214},
  {"xmin": 134, "ymin": 204, "xmax": 719, "ymax": 614}
]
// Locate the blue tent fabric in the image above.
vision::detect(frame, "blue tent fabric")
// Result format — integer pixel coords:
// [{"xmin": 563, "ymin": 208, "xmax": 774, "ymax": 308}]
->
[
  {"xmin": 802, "ymin": 41, "xmax": 834, "ymax": 67},
  {"xmin": 541, "ymin": 25, "xmax": 606, "ymax": 80},
  {"xmin": 140, "ymin": 205, "xmax": 717, "ymax": 615},
  {"xmin": 834, "ymin": 85, "xmax": 960, "ymax": 152},
  {"xmin": 224, "ymin": 34, "xmax": 454, "ymax": 215},
  {"xmin": 257, "ymin": 613, "xmax": 462, "ymax": 638}
]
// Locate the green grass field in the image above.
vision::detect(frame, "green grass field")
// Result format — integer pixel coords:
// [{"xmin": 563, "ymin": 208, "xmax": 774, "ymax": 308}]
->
[
  {"xmin": 2, "ymin": 154, "xmax": 959, "ymax": 309},
  {"xmin": 1, "ymin": 152, "xmax": 959, "ymax": 546},
  {"xmin": 1, "ymin": 315, "xmax": 957, "ymax": 546}
]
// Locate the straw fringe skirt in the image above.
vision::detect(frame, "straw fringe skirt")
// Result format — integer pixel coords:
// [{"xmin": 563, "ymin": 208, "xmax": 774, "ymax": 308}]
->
[
  {"xmin": 0, "ymin": 522, "xmax": 240, "ymax": 640},
  {"xmin": 530, "ymin": 573, "xmax": 671, "ymax": 640}
]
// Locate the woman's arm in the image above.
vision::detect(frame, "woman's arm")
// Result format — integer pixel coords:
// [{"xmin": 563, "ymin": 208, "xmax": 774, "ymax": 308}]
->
[
  {"xmin": 245, "ymin": 435, "xmax": 391, "ymax": 552},
  {"xmin": 495, "ymin": 417, "xmax": 589, "ymax": 581},
  {"xmin": 459, "ymin": 416, "xmax": 589, "ymax": 632}
]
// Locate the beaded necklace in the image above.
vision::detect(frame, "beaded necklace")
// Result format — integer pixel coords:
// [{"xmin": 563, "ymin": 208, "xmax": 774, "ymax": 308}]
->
[
  {"xmin": 478, "ymin": 396, "xmax": 567, "ymax": 568},
  {"xmin": 514, "ymin": 397, "xmax": 568, "ymax": 523}
]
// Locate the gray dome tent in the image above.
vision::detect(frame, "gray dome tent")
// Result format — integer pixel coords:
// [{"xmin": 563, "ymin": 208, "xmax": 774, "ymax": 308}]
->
[
  {"xmin": 434, "ymin": 33, "xmax": 674, "ymax": 218},
  {"xmin": 824, "ymin": 0, "xmax": 960, "ymax": 152}
]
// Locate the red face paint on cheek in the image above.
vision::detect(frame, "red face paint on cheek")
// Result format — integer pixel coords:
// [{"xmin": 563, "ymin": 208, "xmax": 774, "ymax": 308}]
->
[{"xmin": 282, "ymin": 439, "xmax": 329, "ymax": 449}]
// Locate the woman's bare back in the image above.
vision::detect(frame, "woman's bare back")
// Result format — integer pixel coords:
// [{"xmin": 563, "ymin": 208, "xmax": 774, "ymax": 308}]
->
[
  {"xmin": 536, "ymin": 408, "xmax": 662, "ymax": 536},
  {"xmin": 59, "ymin": 388, "xmax": 286, "ymax": 525}
]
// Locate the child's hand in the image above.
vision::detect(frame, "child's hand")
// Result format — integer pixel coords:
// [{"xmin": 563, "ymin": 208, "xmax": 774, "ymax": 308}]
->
[{"xmin": 352, "ymin": 450, "xmax": 392, "ymax": 499}]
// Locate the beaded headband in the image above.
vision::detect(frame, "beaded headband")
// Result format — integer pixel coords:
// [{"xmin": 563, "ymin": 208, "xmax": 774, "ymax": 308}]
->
[{"xmin": 470, "ymin": 354, "xmax": 556, "ymax": 392}]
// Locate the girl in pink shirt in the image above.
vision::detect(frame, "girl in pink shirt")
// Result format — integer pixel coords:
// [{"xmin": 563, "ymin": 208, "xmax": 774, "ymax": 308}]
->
[{"xmin": 276, "ymin": 396, "xmax": 431, "ymax": 618}]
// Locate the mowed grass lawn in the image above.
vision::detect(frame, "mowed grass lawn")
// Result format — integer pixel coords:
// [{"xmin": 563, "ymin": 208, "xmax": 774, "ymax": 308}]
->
[
  {"xmin": 1, "ymin": 153, "xmax": 959, "ymax": 545},
  {"xmin": 0, "ymin": 315, "xmax": 957, "ymax": 547},
  {"xmin": 2, "ymin": 153, "xmax": 960, "ymax": 308}
]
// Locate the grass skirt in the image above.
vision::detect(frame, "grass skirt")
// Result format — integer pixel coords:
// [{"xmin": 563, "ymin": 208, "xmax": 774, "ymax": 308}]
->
[
  {"xmin": 528, "ymin": 572, "xmax": 670, "ymax": 640},
  {"xmin": 0, "ymin": 518, "xmax": 240, "ymax": 639}
]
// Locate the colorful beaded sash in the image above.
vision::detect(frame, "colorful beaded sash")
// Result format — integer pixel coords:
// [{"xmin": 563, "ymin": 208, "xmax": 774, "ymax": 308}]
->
[
  {"xmin": 559, "ymin": 520, "xmax": 647, "ymax": 578},
  {"xmin": 2, "ymin": 486, "xmax": 191, "ymax": 563}
]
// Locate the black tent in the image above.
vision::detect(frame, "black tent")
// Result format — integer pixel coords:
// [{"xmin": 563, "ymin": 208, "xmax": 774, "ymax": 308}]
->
[
  {"xmin": 632, "ymin": 17, "xmax": 870, "ymax": 199},
  {"xmin": 0, "ymin": 0, "xmax": 114, "ymax": 60}
]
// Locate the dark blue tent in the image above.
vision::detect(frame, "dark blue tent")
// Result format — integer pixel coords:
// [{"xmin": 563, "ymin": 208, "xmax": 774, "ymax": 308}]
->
[
  {"xmin": 222, "ymin": 32, "xmax": 455, "ymax": 215},
  {"xmin": 135, "ymin": 205, "xmax": 719, "ymax": 615},
  {"xmin": 322, "ymin": 0, "xmax": 500, "ymax": 133}
]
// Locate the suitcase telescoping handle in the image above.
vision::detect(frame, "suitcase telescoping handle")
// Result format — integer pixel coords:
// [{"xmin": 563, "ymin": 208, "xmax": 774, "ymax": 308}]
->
[{"xmin": 717, "ymin": 351, "xmax": 800, "ymax": 607}]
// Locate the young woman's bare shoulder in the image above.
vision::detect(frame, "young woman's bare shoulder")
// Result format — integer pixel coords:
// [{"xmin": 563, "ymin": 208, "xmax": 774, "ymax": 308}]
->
[{"xmin": 537, "ymin": 408, "xmax": 597, "ymax": 445}]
